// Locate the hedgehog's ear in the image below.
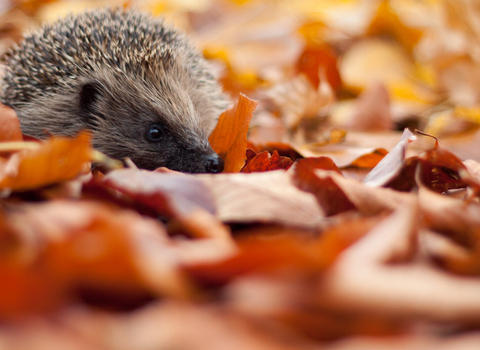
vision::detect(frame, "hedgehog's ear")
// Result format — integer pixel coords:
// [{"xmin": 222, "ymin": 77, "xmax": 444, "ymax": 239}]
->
[{"xmin": 80, "ymin": 82, "xmax": 101, "ymax": 115}]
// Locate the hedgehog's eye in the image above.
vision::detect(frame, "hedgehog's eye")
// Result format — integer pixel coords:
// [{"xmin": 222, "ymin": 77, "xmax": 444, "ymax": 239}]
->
[{"xmin": 146, "ymin": 123, "xmax": 163, "ymax": 142}]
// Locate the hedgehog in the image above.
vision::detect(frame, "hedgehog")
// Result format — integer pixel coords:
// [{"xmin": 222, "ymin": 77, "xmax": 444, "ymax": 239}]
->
[{"xmin": 0, "ymin": 8, "xmax": 228, "ymax": 173}]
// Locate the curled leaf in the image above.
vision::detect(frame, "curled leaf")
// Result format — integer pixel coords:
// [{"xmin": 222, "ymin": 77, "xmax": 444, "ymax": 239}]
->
[{"xmin": 209, "ymin": 94, "xmax": 258, "ymax": 173}]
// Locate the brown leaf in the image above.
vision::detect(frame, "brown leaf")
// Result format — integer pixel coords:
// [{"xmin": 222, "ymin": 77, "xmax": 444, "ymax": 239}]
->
[
  {"xmin": 241, "ymin": 150, "xmax": 293, "ymax": 173},
  {"xmin": 292, "ymin": 160, "xmax": 355, "ymax": 216},
  {"xmin": 0, "ymin": 103, "xmax": 22, "ymax": 142},
  {"xmin": 103, "ymin": 169, "xmax": 216, "ymax": 218},
  {"xmin": 293, "ymin": 161, "xmax": 413, "ymax": 216},
  {"xmin": 196, "ymin": 170, "xmax": 324, "ymax": 228},
  {"xmin": 294, "ymin": 157, "xmax": 342, "ymax": 175},
  {"xmin": 296, "ymin": 45, "xmax": 342, "ymax": 90},
  {"xmin": 252, "ymin": 142, "xmax": 303, "ymax": 161},
  {"xmin": 386, "ymin": 133, "xmax": 468, "ymax": 192},
  {"xmin": 209, "ymin": 94, "xmax": 258, "ymax": 173},
  {"xmin": 102, "ymin": 169, "xmax": 236, "ymax": 244}
]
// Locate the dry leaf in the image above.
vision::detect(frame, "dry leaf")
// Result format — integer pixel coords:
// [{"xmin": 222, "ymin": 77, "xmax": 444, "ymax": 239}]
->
[
  {"xmin": 0, "ymin": 133, "xmax": 91, "ymax": 191},
  {"xmin": 241, "ymin": 150, "xmax": 293, "ymax": 173},
  {"xmin": 209, "ymin": 94, "xmax": 258, "ymax": 173},
  {"xmin": 364, "ymin": 128, "xmax": 416, "ymax": 186},
  {"xmin": 295, "ymin": 45, "xmax": 342, "ymax": 90},
  {"xmin": 186, "ymin": 215, "xmax": 379, "ymax": 287},
  {"xmin": 103, "ymin": 169, "xmax": 216, "ymax": 217},
  {"xmin": 0, "ymin": 102, "xmax": 22, "ymax": 142},
  {"xmin": 197, "ymin": 170, "xmax": 324, "ymax": 228}
]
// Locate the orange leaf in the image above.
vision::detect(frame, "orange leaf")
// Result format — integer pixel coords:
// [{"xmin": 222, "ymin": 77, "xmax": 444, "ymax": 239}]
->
[
  {"xmin": 185, "ymin": 216, "xmax": 380, "ymax": 286},
  {"xmin": 296, "ymin": 45, "xmax": 342, "ymax": 90},
  {"xmin": 350, "ymin": 149, "xmax": 388, "ymax": 168},
  {"xmin": 208, "ymin": 94, "xmax": 258, "ymax": 173},
  {"xmin": 0, "ymin": 103, "xmax": 22, "ymax": 142},
  {"xmin": 0, "ymin": 263, "xmax": 64, "ymax": 319},
  {"xmin": 0, "ymin": 133, "xmax": 92, "ymax": 191}
]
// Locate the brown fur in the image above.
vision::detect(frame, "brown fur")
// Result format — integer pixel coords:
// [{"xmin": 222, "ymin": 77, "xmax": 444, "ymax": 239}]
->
[{"xmin": 0, "ymin": 8, "xmax": 228, "ymax": 172}]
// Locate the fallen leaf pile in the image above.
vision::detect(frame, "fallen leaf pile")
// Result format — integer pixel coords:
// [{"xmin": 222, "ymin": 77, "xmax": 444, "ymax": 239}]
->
[{"xmin": 3, "ymin": 0, "xmax": 480, "ymax": 349}]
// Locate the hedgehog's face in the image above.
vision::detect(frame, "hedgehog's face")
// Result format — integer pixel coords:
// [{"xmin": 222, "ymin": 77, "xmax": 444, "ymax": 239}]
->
[{"xmin": 78, "ymin": 72, "xmax": 224, "ymax": 173}]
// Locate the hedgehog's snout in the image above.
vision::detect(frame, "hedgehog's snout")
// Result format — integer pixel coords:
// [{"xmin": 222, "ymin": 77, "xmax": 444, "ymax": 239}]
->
[{"xmin": 204, "ymin": 153, "xmax": 224, "ymax": 173}]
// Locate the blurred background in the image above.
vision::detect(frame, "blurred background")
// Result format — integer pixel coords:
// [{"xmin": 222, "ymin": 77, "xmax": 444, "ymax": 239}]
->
[{"xmin": 2, "ymin": 0, "xmax": 480, "ymax": 160}]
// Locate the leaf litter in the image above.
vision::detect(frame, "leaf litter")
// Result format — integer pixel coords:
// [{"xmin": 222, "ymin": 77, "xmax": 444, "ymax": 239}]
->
[{"xmin": 2, "ymin": 0, "xmax": 480, "ymax": 349}]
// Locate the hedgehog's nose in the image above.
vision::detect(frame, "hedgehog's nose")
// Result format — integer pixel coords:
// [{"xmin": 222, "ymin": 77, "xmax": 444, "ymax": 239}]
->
[{"xmin": 205, "ymin": 154, "xmax": 224, "ymax": 173}]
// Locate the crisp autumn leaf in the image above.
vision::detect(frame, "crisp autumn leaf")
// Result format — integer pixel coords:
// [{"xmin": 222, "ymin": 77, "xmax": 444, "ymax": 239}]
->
[
  {"xmin": 102, "ymin": 169, "xmax": 237, "ymax": 243},
  {"xmin": 243, "ymin": 148, "xmax": 257, "ymax": 168},
  {"xmin": 252, "ymin": 142, "xmax": 303, "ymax": 161},
  {"xmin": 292, "ymin": 159, "xmax": 355, "ymax": 216},
  {"xmin": 209, "ymin": 94, "xmax": 258, "ymax": 173},
  {"xmin": 385, "ymin": 132, "xmax": 468, "ymax": 192},
  {"xmin": 417, "ymin": 146, "xmax": 468, "ymax": 193},
  {"xmin": 293, "ymin": 159, "xmax": 413, "ymax": 216},
  {"xmin": 196, "ymin": 170, "xmax": 324, "ymax": 228},
  {"xmin": 102, "ymin": 169, "xmax": 236, "ymax": 244},
  {"xmin": 0, "ymin": 103, "xmax": 22, "ymax": 142},
  {"xmin": 364, "ymin": 128, "xmax": 415, "ymax": 186},
  {"xmin": 241, "ymin": 150, "xmax": 293, "ymax": 173},
  {"xmin": 103, "ymin": 169, "xmax": 216, "ymax": 217},
  {"xmin": 0, "ymin": 133, "xmax": 91, "ymax": 191}
]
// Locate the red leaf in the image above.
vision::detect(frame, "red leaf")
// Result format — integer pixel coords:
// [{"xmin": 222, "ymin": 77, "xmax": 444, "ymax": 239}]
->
[
  {"xmin": 241, "ymin": 150, "xmax": 293, "ymax": 173},
  {"xmin": 293, "ymin": 157, "xmax": 355, "ymax": 216}
]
